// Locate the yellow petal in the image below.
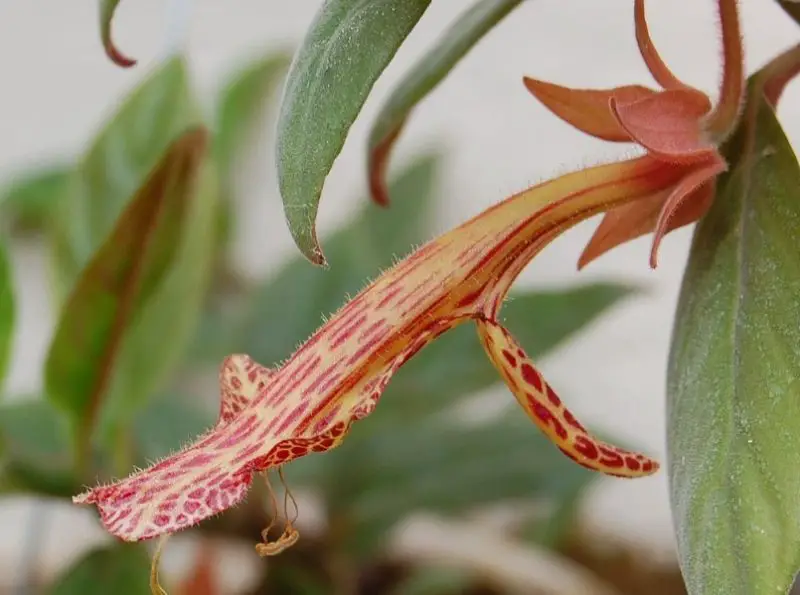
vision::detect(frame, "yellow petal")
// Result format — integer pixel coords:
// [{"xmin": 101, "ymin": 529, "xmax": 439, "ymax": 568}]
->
[{"xmin": 476, "ymin": 318, "xmax": 659, "ymax": 478}]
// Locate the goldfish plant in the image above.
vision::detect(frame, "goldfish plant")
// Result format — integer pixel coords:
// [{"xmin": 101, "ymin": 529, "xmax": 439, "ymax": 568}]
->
[{"xmin": 70, "ymin": 0, "xmax": 800, "ymax": 593}]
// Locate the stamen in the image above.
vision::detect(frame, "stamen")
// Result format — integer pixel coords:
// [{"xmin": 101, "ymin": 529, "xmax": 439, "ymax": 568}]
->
[
  {"xmin": 279, "ymin": 467, "xmax": 300, "ymax": 525},
  {"xmin": 260, "ymin": 471, "xmax": 279, "ymax": 540},
  {"xmin": 634, "ymin": 0, "xmax": 684, "ymax": 90},
  {"xmin": 256, "ymin": 468, "xmax": 301, "ymax": 557},
  {"xmin": 150, "ymin": 535, "xmax": 170, "ymax": 595},
  {"xmin": 704, "ymin": 0, "xmax": 745, "ymax": 139}
]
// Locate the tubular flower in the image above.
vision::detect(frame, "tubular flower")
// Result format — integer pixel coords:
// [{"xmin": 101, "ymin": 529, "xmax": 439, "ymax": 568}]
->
[
  {"xmin": 523, "ymin": 0, "xmax": 744, "ymax": 269},
  {"xmin": 73, "ymin": 155, "xmax": 681, "ymax": 554}
]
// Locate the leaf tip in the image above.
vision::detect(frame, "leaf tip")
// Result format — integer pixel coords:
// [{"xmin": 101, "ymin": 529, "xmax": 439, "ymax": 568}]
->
[
  {"xmin": 101, "ymin": 0, "xmax": 137, "ymax": 68},
  {"xmin": 368, "ymin": 121, "xmax": 406, "ymax": 207}
]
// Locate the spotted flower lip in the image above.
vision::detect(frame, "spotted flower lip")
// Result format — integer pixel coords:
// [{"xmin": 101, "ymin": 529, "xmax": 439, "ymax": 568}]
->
[
  {"xmin": 73, "ymin": 154, "xmax": 677, "ymax": 548},
  {"xmin": 522, "ymin": 0, "xmax": 743, "ymax": 269}
]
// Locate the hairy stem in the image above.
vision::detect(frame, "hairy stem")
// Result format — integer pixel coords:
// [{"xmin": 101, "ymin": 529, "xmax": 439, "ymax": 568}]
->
[
  {"xmin": 705, "ymin": 0, "xmax": 745, "ymax": 139},
  {"xmin": 762, "ymin": 42, "xmax": 800, "ymax": 107}
]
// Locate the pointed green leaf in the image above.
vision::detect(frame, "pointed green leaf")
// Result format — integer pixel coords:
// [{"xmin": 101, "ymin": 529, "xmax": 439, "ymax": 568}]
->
[
  {"xmin": 51, "ymin": 57, "xmax": 197, "ymax": 299},
  {"xmin": 0, "ymin": 166, "xmax": 72, "ymax": 234},
  {"xmin": 367, "ymin": 0, "xmax": 523, "ymax": 204},
  {"xmin": 215, "ymin": 52, "xmax": 292, "ymax": 177},
  {"xmin": 45, "ymin": 128, "xmax": 210, "ymax": 450},
  {"xmin": 667, "ymin": 82, "xmax": 800, "ymax": 594},
  {"xmin": 0, "ymin": 399, "xmax": 77, "ymax": 497},
  {"xmin": 276, "ymin": 0, "xmax": 432, "ymax": 264},
  {"xmin": 47, "ymin": 544, "xmax": 151, "ymax": 595},
  {"xmin": 0, "ymin": 241, "xmax": 13, "ymax": 388},
  {"xmin": 100, "ymin": 0, "xmax": 136, "ymax": 67}
]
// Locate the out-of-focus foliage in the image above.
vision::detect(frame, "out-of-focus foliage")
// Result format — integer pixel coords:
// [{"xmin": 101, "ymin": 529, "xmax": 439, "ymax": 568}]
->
[
  {"xmin": 45, "ymin": 128, "xmax": 212, "ymax": 461},
  {"xmin": 47, "ymin": 544, "xmax": 152, "ymax": 595},
  {"xmin": 0, "ymin": 49, "xmax": 639, "ymax": 594},
  {"xmin": 0, "ymin": 239, "xmax": 13, "ymax": 388}
]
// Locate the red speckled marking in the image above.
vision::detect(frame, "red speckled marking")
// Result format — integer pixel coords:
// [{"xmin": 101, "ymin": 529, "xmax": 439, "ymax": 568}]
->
[
  {"xmin": 74, "ymin": 155, "xmax": 672, "ymax": 544},
  {"xmin": 476, "ymin": 318, "xmax": 659, "ymax": 478}
]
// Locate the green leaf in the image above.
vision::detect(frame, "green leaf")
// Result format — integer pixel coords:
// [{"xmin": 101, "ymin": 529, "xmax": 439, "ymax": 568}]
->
[
  {"xmin": 391, "ymin": 567, "xmax": 477, "ymax": 595},
  {"xmin": 51, "ymin": 57, "xmax": 197, "ymax": 299},
  {"xmin": 667, "ymin": 82, "xmax": 800, "ymax": 594},
  {"xmin": 367, "ymin": 0, "xmax": 523, "ymax": 204},
  {"xmin": 276, "ymin": 0, "xmax": 432, "ymax": 264},
  {"xmin": 45, "ymin": 128, "xmax": 212, "ymax": 456},
  {"xmin": 239, "ymin": 152, "xmax": 440, "ymax": 365},
  {"xmin": 47, "ymin": 544, "xmax": 151, "ymax": 595},
  {"xmin": 133, "ymin": 393, "xmax": 214, "ymax": 464},
  {"xmin": 0, "ymin": 166, "xmax": 72, "ymax": 234},
  {"xmin": 100, "ymin": 0, "xmax": 137, "ymax": 68},
  {"xmin": 385, "ymin": 282, "xmax": 637, "ymax": 417},
  {"xmin": 311, "ymin": 413, "xmax": 595, "ymax": 557},
  {"xmin": 0, "ymin": 241, "xmax": 13, "ymax": 388},
  {"xmin": 0, "ymin": 399, "xmax": 77, "ymax": 497},
  {"xmin": 215, "ymin": 52, "xmax": 292, "ymax": 178}
]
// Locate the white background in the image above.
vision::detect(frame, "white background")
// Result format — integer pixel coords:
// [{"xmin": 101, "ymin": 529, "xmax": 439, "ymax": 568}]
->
[{"xmin": 0, "ymin": 0, "xmax": 798, "ymax": 590}]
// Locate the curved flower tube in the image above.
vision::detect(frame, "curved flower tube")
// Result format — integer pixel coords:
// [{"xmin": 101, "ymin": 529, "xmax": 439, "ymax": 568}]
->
[
  {"xmin": 74, "ymin": 155, "xmax": 677, "ymax": 552},
  {"xmin": 523, "ymin": 0, "xmax": 743, "ymax": 269}
]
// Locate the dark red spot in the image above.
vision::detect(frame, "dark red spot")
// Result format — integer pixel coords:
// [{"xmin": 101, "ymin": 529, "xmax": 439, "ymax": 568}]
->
[
  {"xmin": 176, "ymin": 514, "xmax": 188, "ymax": 524},
  {"xmin": 521, "ymin": 363, "xmax": 543, "ymax": 392},
  {"xmin": 275, "ymin": 449, "xmax": 290, "ymax": 461},
  {"xmin": 573, "ymin": 435, "xmax": 599, "ymax": 460},
  {"xmin": 187, "ymin": 488, "xmax": 205, "ymax": 499},
  {"xmin": 154, "ymin": 514, "xmax": 170, "ymax": 527},
  {"xmin": 501, "ymin": 349, "xmax": 517, "ymax": 367},
  {"xmin": 642, "ymin": 460, "xmax": 654, "ymax": 473},
  {"xmin": 205, "ymin": 489, "xmax": 220, "ymax": 510},
  {"xmin": 291, "ymin": 445, "xmax": 307, "ymax": 456},
  {"xmin": 530, "ymin": 401, "xmax": 568, "ymax": 440},
  {"xmin": 598, "ymin": 446, "xmax": 625, "ymax": 468},
  {"xmin": 625, "ymin": 457, "xmax": 641, "ymax": 471},
  {"xmin": 544, "ymin": 384, "xmax": 561, "ymax": 407}
]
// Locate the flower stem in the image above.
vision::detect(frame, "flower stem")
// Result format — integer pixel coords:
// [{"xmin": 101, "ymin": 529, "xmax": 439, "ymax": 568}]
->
[
  {"xmin": 762, "ymin": 42, "xmax": 800, "ymax": 107},
  {"xmin": 705, "ymin": 0, "xmax": 745, "ymax": 140}
]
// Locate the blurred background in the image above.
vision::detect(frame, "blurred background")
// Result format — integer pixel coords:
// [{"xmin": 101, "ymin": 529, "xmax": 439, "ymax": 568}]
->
[{"xmin": 0, "ymin": 1, "xmax": 798, "ymax": 593}]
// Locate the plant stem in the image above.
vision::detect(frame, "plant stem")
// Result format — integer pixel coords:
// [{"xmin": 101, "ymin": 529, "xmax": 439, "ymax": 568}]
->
[{"xmin": 761, "ymin": 42, "xmax": 800, "ymax": 106}]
